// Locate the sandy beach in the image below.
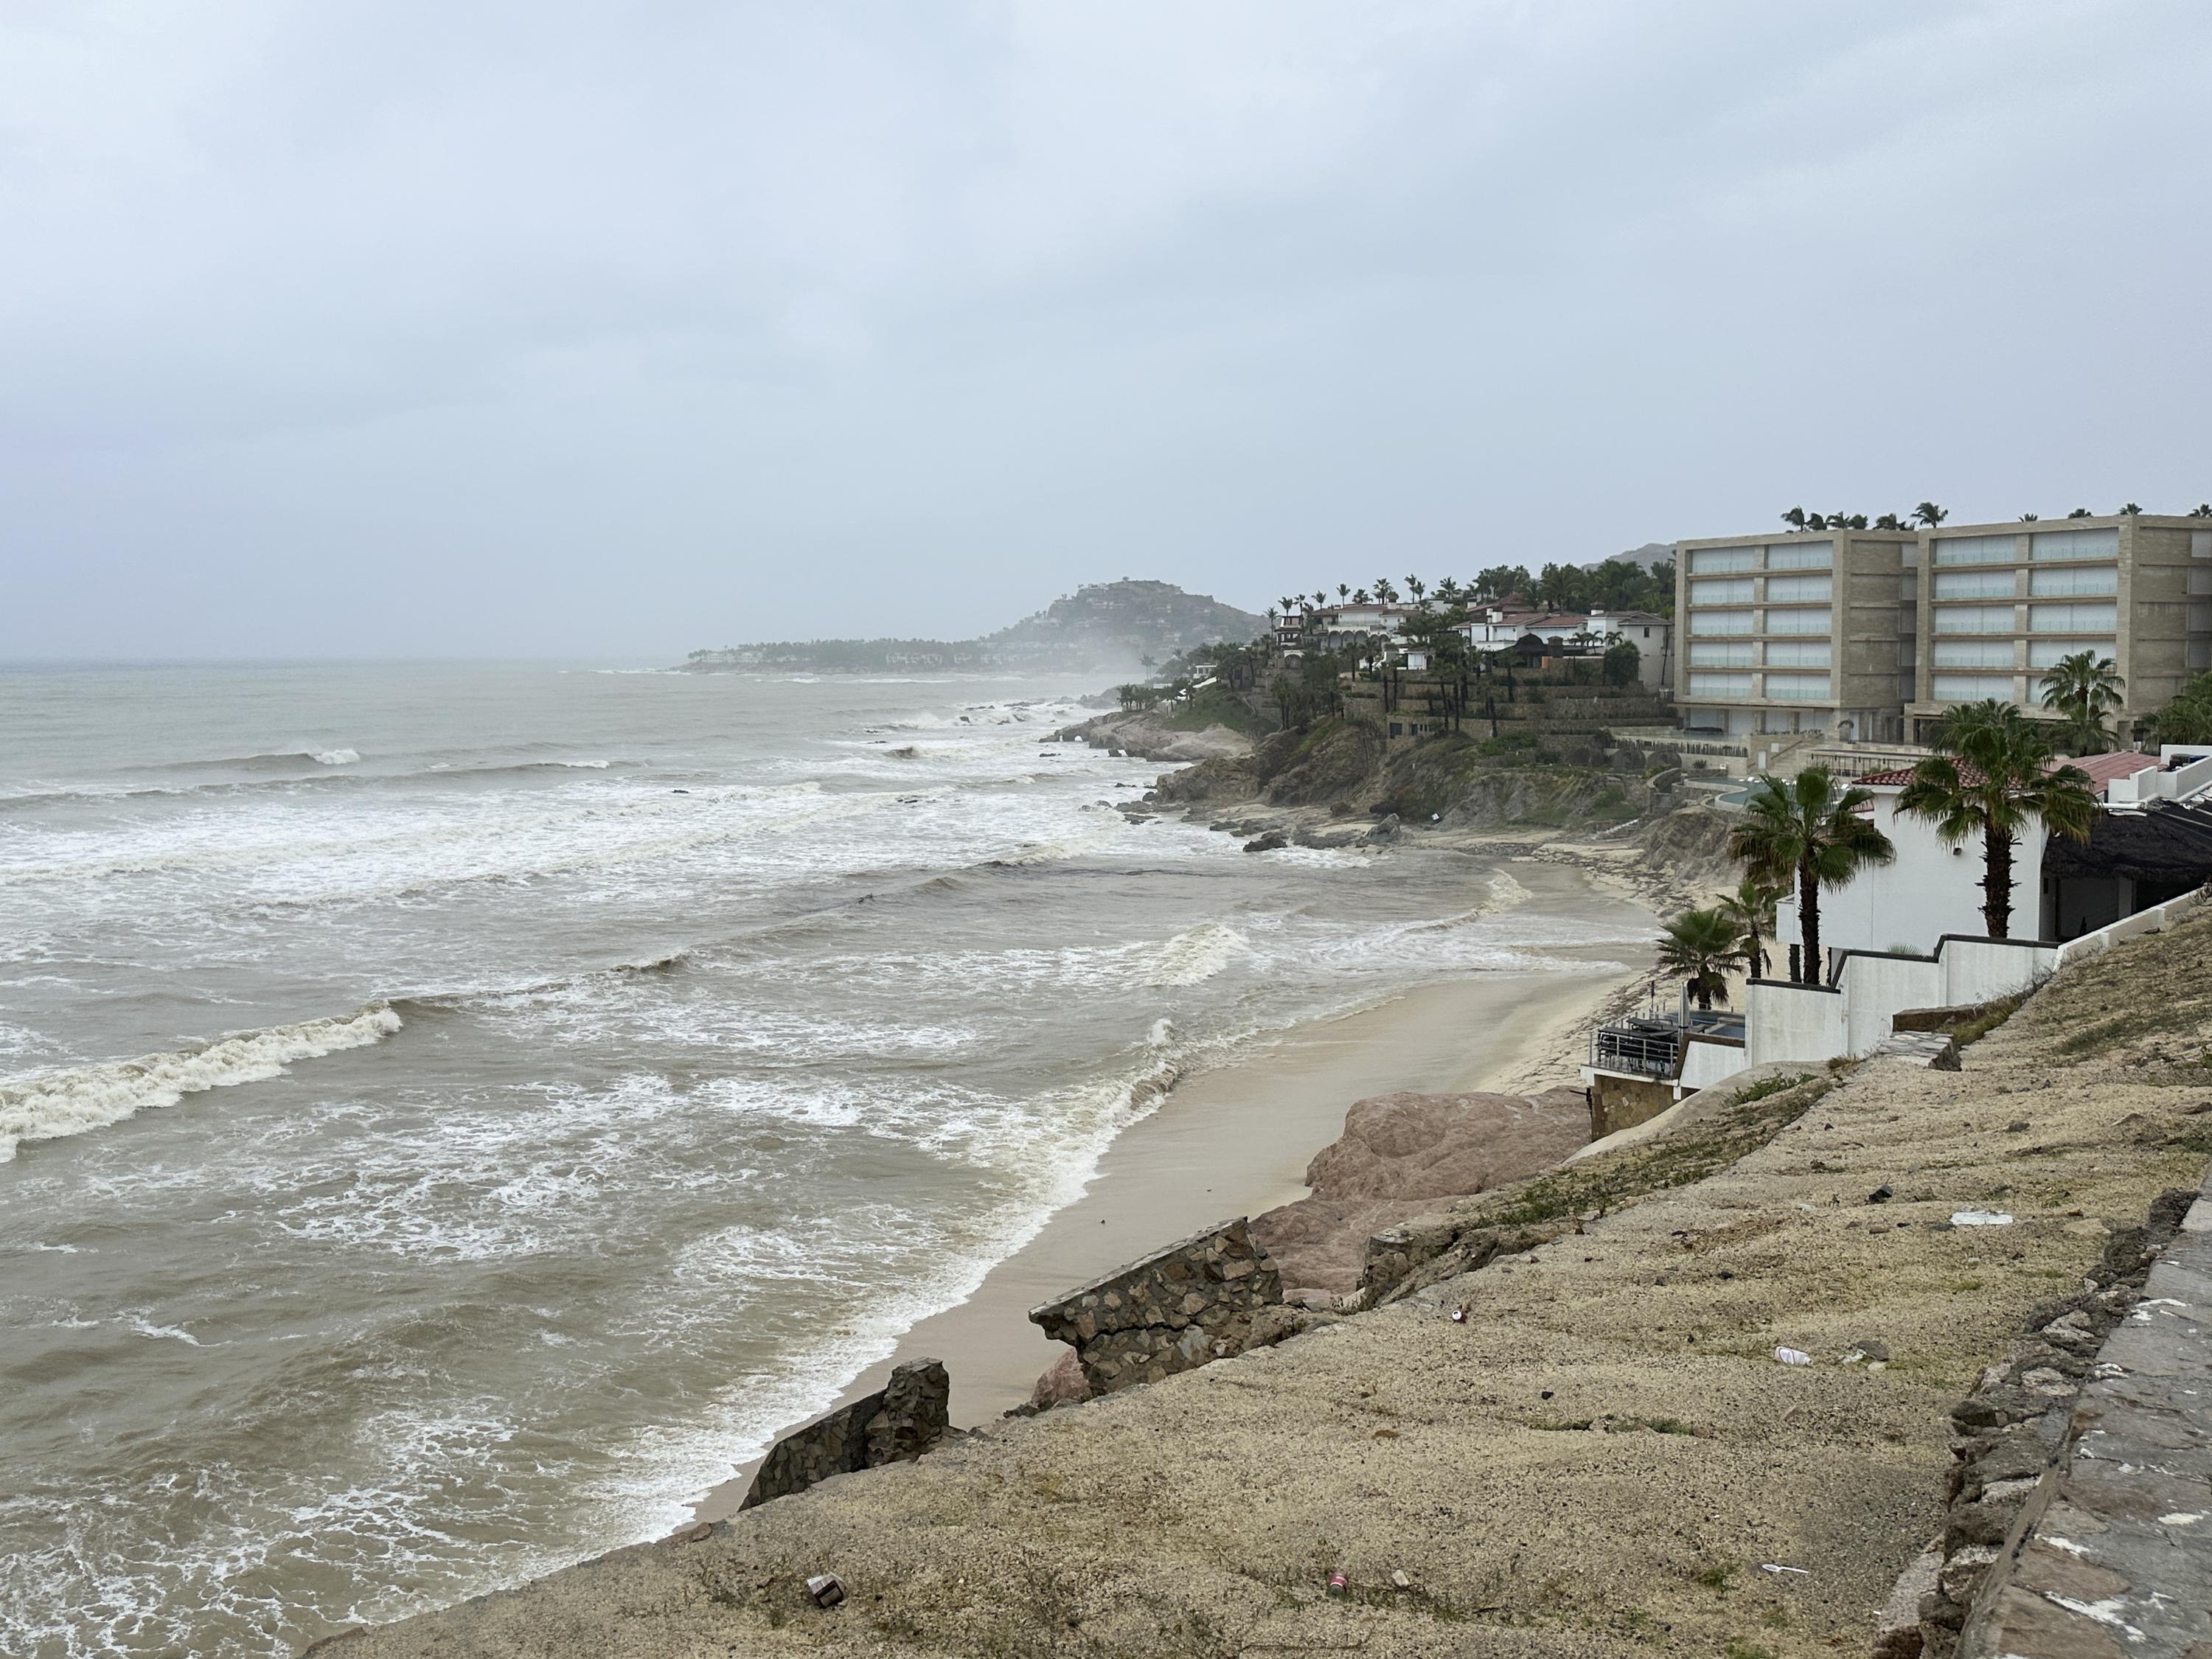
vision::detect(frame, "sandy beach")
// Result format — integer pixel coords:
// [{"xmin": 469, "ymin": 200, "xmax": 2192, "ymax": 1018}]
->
[{"xmin": 698, "ymin": 858, "xmax": 1648, "ymax": 1517}]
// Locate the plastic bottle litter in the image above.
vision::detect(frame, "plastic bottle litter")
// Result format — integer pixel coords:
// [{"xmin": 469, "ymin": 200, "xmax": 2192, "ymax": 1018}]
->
[
  {"xmin": 1773, "ymin": 1346, "xmax": 1813, "ymax": 1366},
  {"xmin": 1950, "ymin": 1210, "xmax": 2014, "ymax": 1227},
  {"xmin": 807, "ymin": 1574, "xmax": 846, "ymax": 1608},
  {"xmin": 1761, "ymin": 1563, "xmax": 1810, "ymax": 1576},
  {"xmin": 1326, "ymin": 1572, "xmax": 1349, "ymax": 1597}
]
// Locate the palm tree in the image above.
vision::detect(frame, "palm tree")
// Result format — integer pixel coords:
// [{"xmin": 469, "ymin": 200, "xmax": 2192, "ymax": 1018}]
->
[
  {"xmin": 2121, "ymin": 502, "xmax": 2143, "ymax": 515},
  {"xmin": 2191, "ymin": 504, "xmax": 2212, "ymax": 519},
  {"xmin": 1373, "ymin": 577, "xmax": 1399, "ymax": 603},
  {"xmin": 1312, "ymin": 591, "xmax": 1328, "ymax": 610},
  {"xmin": 2067, "ymin": 507, "xmax": 2093, "ymax": 518},
  {"xmin": 1727, "ymin": 768, "xmax": 1896, "ymax": 984},
  {"xmin": 2038, "ymin": 651, "xmax": 2124, "ymax": 755},
  {"xmin": 1716, "ymin": 878, "xmax": 1781, "ymax": 981},
  {"xmin": 1898, "ymin": 701, "xmax": 2098, "ymax": 940},
  {"xmin": 1353, "ymin": 587, "xmax": 1371, "ymax": 604},
  {"xmin": 1405, "ymin": 575, "xmax": 1427, "ymax": 602},
  {"xmin": 1874, "ymin": 512, "xmax": 1905, "ymax": 531},
  {"xmin": 1912, "ymin": 501, "xmax": 1949, "ymax": 528},
  {"xmin": 2020, "ymin": 512, "xmax": 2039, "ymax": 522},
  {"xmin": 1656, "ymin": 908, "xmax": 1745, "ymax": 1012},
  {"xmin": 1779, "ymin": 507, "xmax": 1807, "ymax": 531},
  {"xmin": 1338, "ymin": 583, "xmax": 1351, "ymax": 601}
]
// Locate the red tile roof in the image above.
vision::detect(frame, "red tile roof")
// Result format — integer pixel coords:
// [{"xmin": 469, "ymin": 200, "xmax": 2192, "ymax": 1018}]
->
[{"xmin": 1853, "ymin": 751, "xmax": 2158, "ymax": 799}]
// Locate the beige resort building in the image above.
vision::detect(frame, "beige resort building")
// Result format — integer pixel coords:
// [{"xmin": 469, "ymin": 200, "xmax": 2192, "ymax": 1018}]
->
[
  {"xmin": 1675, "ymin": 514, "xmax": 2212, "ymax": 742},
  {"xmin": 1673, "ymin": 528, "xmax": 1918, "ymax": 742},
  {"xmin": 1906, "ymin": 514, "xmax": 2211, "ymax": 743}
]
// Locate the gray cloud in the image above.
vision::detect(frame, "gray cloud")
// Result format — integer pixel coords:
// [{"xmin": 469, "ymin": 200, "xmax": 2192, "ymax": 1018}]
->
[{"xmin": 4, "ymin": 1, "xmax": 2208, "ymax": 658}]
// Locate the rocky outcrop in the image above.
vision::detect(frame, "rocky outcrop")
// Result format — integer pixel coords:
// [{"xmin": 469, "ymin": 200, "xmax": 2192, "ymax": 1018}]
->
[
  {"xmin": 1059, "ymin": 710, "xmax": 1255, "ymax": 764},
  {"xmin": 1029, "ymin": 1218, "xmax": 1281, "ymax": 1396},
  {"xmin": 1250, "ymin": 1088, "xmax": 1589, "ymax": 1298},
  {"xmin": 740, "ymin": 1359, "xmax": 950, "ymax": 1509}
]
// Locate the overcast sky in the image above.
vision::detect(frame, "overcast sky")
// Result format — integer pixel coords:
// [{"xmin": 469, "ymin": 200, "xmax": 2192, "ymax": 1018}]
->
[{"xmin": 4, "ymin": 1, "xmax": 2208, "ymax": 660}]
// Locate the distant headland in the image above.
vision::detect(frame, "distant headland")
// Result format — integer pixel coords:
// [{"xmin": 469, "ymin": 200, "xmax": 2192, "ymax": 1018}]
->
[{"xmin": 675, "ymin": 579, "xmax": 1265, "ymax": 674}]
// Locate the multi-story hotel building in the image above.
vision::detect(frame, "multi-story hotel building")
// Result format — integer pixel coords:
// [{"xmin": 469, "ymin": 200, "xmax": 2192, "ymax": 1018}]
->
[
  {"xmin": 1673, "ymin": 529, "xmax": 1919, "ymax": 742},
  {"xmin": 1907, "ymin": 514, "xmax": 2212, "ymax": 743}
]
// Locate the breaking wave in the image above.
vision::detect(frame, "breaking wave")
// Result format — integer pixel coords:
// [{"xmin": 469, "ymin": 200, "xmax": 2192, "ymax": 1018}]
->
[
  {"xmin": 1138, "ymin": 920, "xmax": 1249, "ymax": 987},
  {"xmin": 165, "ymin": 749, "xmax": 361, "ymax": 773},
  {"xmin": 0, "ymin": 1005, "xmax": 403, "ymax": 1162}
]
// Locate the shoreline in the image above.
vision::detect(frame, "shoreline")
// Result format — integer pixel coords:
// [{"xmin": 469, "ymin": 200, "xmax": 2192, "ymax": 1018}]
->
[{"xmin": 695, "ymin": 856, "xmax": 1648, "ymax": 1518}]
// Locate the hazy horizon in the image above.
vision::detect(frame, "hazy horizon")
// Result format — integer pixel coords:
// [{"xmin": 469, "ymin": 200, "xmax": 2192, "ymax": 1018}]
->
[{"xmin": 7, "ymin": 2, "xmax": 2209, "ymax": 662}]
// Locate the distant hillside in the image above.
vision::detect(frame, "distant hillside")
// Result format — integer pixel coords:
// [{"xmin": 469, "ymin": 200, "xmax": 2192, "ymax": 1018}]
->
[{"xmin": 678, "ymin": 580, "xmax": 1266, "ymax": 675}]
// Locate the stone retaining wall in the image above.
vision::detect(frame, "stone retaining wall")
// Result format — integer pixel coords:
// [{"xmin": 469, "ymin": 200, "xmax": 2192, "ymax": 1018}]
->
[
  {"xmin": 1873, "ymin": 1184, "xmax": 2202, "ymax": 1658},
  {"xmin": 1029, "ymin": 1217, "xmax": 1281, "ymax": 1396},
  {"xmin": 740, "ymin": 1358, "xmax": 950, "ymax": 1509}
]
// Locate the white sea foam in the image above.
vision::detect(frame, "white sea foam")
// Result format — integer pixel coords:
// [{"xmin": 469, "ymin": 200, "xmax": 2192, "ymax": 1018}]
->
[
  {"xmin": 313, "ymin": 748, "xmax": 361, "ymax": 766},
  {"xmin": 1139, "ymin": 920, "xmax": 1249, "ymax": 987},
  {"xmin": 0, "ymin": 1004, "xmax": 403, "ymax": 1161}
]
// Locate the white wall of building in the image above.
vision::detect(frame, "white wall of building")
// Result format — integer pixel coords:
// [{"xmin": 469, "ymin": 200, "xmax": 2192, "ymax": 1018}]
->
[
  {"xmin": 1775, "ymin": 790, "xmax": 2051, "ymax": 960},
  {"xmin": 1745, "ymin": 981, "xmax": 1848, "ymax": 1068}
]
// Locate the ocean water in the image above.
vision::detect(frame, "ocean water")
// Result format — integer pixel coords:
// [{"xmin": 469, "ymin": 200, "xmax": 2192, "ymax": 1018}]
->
[{"xmin": 0, "ymin": 662, "xmax": 1645, "ymax": 1658}]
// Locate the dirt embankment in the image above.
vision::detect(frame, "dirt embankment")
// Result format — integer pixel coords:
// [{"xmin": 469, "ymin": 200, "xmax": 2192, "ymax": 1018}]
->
[
  {"xmin": 1249, "ymin": 1086, "xmax": 1592, "ymax": 1300},
  {"xmin": 324, "ymin": 903, "xmax": 2212, "ymax": 1659}
]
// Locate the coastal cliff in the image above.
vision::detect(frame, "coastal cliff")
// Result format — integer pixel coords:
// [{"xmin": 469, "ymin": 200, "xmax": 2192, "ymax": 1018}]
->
[
  {"xmin": 678, "ymin": 580, "xmax": 1266, "ymax": 675},
  {"xmin": 311, "ymin": 888, "xmax": 2212, "ymax": 1658}
]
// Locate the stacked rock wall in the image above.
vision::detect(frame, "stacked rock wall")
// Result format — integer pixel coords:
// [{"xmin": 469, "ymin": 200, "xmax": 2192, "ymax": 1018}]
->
[
  {"xmin": 1029, "ymin": 1218, "xmax": 1280, "ymax": 1395},
  {"xmin": 740, "ymin": 1358, "xmax": 950, "ymax": 1509},
  {"xmin": 1878, "ymin": 1187, "xmax": 2200, "ymax": 1658}
]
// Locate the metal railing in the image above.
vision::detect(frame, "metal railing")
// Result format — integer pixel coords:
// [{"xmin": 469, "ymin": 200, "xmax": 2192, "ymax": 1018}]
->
[{"xmin": 1588, "ymin": 1019, "xmax": 1682, "ymax": 1079}]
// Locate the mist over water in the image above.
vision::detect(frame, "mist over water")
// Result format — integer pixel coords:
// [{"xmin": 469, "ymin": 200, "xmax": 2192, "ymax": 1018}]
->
[{"xmin": 0, "ymin": 664, "xmax": 1647, "ymax": 1657}]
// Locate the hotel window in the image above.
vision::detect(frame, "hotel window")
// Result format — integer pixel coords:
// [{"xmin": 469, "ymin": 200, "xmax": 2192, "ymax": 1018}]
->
[
  {"xmin": 1764, "ymin": 541, "xmax": 1832, "ymax": 571},
  {"xmin": 1688, "ymin": 641, "xmax": 1753, "ymax": 667},
  {"xmin": 1763, "ymin": 574, "xmax": 1832, "ymax": 602},
  {"xmin": 2193, "ymin": 530, "xmax": 2212, "ymax": 559},
  {"xmin": 2029, "ymin": 566, "xmax": 2117, "ymax": 597},
  {"xmin": 1762, "ymin": 672, "xmax": 1831, "ymax": 700},
  {"xmin": 1933, "ymin": 639, "xmax": 2016, "ymax": 668},
  {"xmin": 2030, "ymin": 526, "xmax": 2119, "ymax": 562},
  {"xmin": 1932, "ymin": 605, "xmax": 2014, "ymax": 634},
  {"xmin": 2193, "ymin": 641, "xmax": 2212, "ymax": 670},
  {"xmin": 1763, "ymin": 608, "xmax": 1832, "ymax": 635},
  {"xmin": 1934, "ymin": 535, "xmax": 2022, "ymax": 566},
  {"xmin": 1762, "ymin": 640, "xmax": 1831, "ymax": 667},
  {"xmin": 1687, "ymin": 672, "xmax": 1753, "ymax": 698},
  {"xmin": 1690, "ymin": 577, "xmax": 1753, "ymax": 605},
  {"xmin": 1690, "ymin": 609, "xmax": 1753, "ymax": 636},
  {"xmin": 1933, "ymin": 569, "xmax": 2017, "ymax": 600},
  {"xmin": 1687, "ymin": 547, "xmax": 1757, "ymax": 574},
  {"xmin": 2027, "ymin": 639, "xmax": 2115, "ymax": 669},
  {"xmin": 1930, "ymin": 674, "xmax": 2017, "ymax": 701},
  {"xmin": 2029, "ymin": 602, "xmax": 2118, "ymax": 633}
]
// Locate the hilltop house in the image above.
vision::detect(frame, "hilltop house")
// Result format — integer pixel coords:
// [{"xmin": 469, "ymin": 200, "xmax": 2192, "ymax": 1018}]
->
[{"xmin": 1453, "ymin": 608, "xmax": 1672, "ymax": 687}]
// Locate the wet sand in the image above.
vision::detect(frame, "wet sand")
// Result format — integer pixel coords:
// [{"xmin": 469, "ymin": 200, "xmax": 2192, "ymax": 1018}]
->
[{"xmin": 696, "ymin": 889, "xmax": 1646, "ymax": 1517}]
